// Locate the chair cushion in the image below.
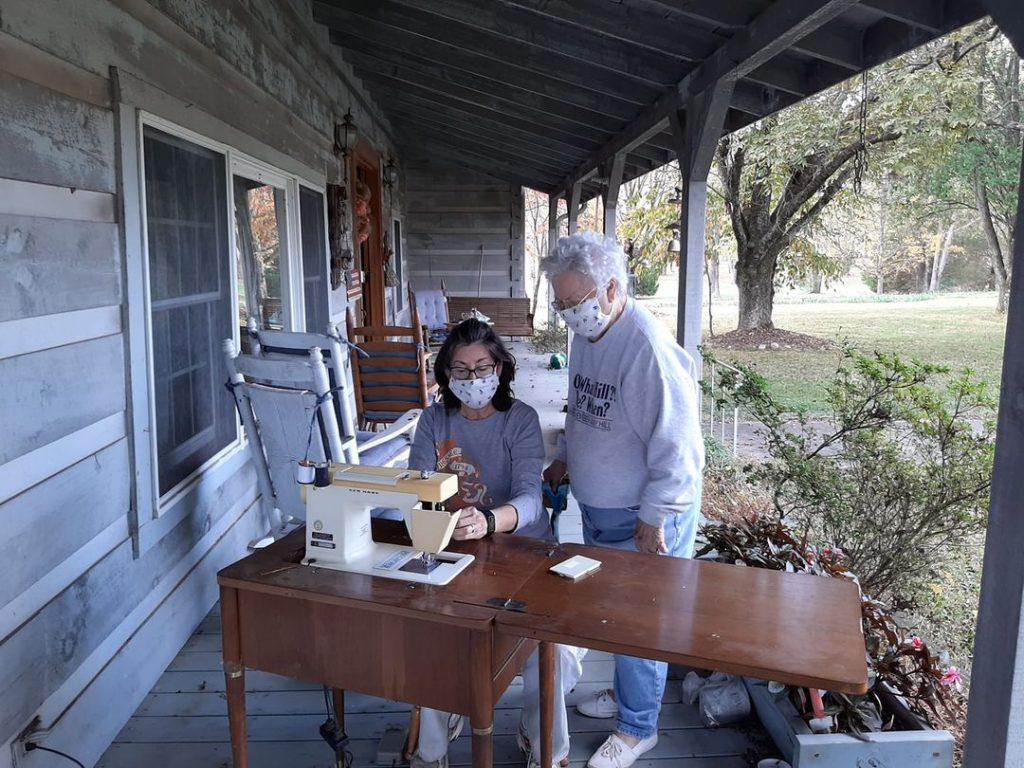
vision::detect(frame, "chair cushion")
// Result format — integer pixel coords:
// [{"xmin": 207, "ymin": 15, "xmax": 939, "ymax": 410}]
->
[{"xmin": 416, "ymin": 290, "xmax": 449, "ymax": 330}]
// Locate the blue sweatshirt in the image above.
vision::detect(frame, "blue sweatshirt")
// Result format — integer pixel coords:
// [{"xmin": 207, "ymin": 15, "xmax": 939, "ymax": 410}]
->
[
  {"xmin": 409, "ymin": 400, "xmax": 549, "ymax": 539},
  {"xmin": 557, "ymin": 299, "xmax": 704, "ymax": 528}
]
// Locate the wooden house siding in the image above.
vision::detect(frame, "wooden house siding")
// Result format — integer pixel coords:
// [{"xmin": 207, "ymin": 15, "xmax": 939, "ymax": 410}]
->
[
  {"xmin": 0, "ymin": 3, "xmax": 404, "ymax": 766},
  {"xmin": 405, "ymin": 162, "xmax": 527, "ymax": 299}
]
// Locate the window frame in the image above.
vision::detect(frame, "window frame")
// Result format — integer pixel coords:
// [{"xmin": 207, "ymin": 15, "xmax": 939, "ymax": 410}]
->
[
  {"xmin": 298, "ymin": 182, "xmax": 332, "ymax": 334},
  {"xmin": 130, "ymin": 111, "xmax": 328, "ymax": 526}
]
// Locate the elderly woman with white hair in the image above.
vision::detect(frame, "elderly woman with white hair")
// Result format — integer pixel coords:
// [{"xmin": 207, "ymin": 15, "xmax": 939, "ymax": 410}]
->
[{"xmin": 540, "ymin": 231, "xmax": 704, "ymax": 768}]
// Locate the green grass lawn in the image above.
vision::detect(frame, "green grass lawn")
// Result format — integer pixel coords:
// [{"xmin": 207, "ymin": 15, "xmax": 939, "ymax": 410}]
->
[{"xmin": 699, "ymin": 292, "xmax": 1008, "ymax": 413}]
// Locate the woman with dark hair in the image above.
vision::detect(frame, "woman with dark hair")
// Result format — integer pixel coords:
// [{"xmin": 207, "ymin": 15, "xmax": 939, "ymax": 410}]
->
[
  {"xmin": 412, "ymin": 318, "xmax": 549, "ymax": 540},
  {"xmin": 407, "ymin": 319, "xmax": 583, "ymax": 768}
]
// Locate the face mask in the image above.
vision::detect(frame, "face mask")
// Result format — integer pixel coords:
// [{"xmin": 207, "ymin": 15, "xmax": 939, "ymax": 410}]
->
[
  {"xmin": 448, "ymin": 373, "xmax": 500, "ymax": 409},
  {"xmin": 558, "ymin": 297, "xmax": 612, "ymax": 340}
]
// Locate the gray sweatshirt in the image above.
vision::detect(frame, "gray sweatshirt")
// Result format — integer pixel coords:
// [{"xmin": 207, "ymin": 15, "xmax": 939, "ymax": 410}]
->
[
  {"xmin": 556, "ymin": 299, "xmax": 704, "ymax": 527},
  {"xmin": 409, "ymin": 400, "xmax": 549, "ymax": 539}
]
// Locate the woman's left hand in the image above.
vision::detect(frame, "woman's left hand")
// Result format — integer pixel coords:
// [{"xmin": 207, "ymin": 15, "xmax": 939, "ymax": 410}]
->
[
  {"xmin": 453, "ymin": 506, "xmax": 488, "ymax": 540},
  {"xmin": 635, "ymin": 519, "xmax": 667, "ymax": 554}
]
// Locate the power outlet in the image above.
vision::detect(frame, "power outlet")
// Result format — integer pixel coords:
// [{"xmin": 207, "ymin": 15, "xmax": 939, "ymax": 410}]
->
[{"xmin": 12, "ymin": 718, "xmax": 50, "ymax": 765}]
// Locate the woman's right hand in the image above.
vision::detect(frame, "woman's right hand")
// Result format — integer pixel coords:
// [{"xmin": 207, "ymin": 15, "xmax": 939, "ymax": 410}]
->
[{"xmin": 543, "ymin": 460, "xmax": 568, "ymax": 488}]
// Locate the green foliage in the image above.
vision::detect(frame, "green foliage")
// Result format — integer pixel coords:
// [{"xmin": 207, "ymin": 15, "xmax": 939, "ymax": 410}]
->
[
  {"xmin": 633, "ymin": 263, "xmax": 662, "ymax": 296},
  {"xmin": 529, "ymin": 324, "xmax": 567, "ymax": 354},
  {"xmin": 706, "ymin": 345, "xmax": 995, "ymax": 606}
]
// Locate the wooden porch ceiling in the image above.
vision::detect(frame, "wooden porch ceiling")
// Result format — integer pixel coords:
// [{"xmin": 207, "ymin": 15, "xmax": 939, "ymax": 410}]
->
[{"xmin": 314, "ymin": 0, "xmax": 985, "ymax": 198}]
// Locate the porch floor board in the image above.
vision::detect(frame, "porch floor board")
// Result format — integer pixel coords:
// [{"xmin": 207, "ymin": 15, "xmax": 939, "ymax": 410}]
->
[{"xmin": 98, "ymin": 622, "xmax": 770, "ymax": 767}]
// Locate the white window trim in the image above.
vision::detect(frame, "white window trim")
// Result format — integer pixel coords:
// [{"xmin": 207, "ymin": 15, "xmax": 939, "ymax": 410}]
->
[{"xmin": 124, "ymin": 109, "xmax": 330, "ymax": 538}]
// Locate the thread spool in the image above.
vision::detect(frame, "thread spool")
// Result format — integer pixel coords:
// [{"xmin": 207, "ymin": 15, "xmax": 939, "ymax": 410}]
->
[
  {"xmin": 313, "ymin": 462, "xmax": 331, "ymax": 487},
  {"xmin": 296, "ymin": 460, "xmax": 315, "ymax": 485}
]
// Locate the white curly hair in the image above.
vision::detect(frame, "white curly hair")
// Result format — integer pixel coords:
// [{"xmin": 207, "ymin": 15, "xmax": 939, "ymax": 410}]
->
[{"xmin": 540, "ymin": 230, "xmax": 629, "ymax": 297}]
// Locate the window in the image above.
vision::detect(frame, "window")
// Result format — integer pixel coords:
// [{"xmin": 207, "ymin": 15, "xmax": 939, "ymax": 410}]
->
[
  {"xmin": 393, "ymin": 218, "xmax": 404, "ymax": 312},
  {"xmin": 300, "ymin": 187, "xmax": 329, "ymax": 332},
  {"xmin": 142, "ymin": 126, "xmax": 235, "ymax": 496},
  {"xmin": 234, "ymin": 175, "xmax": 289, "ymax": 330},
  {"xmin": 136, "ymin": 118, "xmax": 330, "ymax": 509}
]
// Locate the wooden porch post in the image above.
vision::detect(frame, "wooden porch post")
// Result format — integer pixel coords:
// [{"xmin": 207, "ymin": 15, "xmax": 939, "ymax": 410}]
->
[
  {"xmin": 547, "ymin": 193, "xmax": 561, "ymax": 327},
  {"xmin": 603, "ymin": 153, "xmax": 626, "ymax": 240},
  {"xmin": 669, "ymin": 81, "xmax": 734, "ymax": 365},
  {"xmin": 566, "ymin": 180, "xmax": 582, "ymax": 235},
  {"xmin": 965, "ymin": 7, "xmax": 1024, "ymax": 764}
]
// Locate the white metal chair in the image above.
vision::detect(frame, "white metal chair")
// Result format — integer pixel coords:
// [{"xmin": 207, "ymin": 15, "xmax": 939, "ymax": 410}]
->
[
  {"xmin": 245, "ymin": 320, "xmax": 418, "ymax": 466},
  {"xmin": 223, "ymin": 342, "xmax": 342, "ymax": 543}
]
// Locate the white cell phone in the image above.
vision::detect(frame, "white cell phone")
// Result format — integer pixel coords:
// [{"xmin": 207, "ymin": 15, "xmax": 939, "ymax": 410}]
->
[{"xmin": 550, "ymin": 555, "xmax": 602, "ymax": 581}]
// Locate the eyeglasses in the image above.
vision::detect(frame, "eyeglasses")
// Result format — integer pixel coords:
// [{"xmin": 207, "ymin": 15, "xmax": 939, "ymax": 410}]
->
[
  {"xmin": 551, "ymin": 286, "xmax": 599, "ymax": 313},
  {"xmin": 448, "ymin": 363, "xmax": 496, "ymax": 380}
]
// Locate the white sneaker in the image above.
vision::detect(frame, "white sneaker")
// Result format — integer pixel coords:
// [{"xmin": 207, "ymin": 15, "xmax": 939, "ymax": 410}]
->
[
  {"xmin": 576, "ymin": 688, "xmax": 618, "ymax": 719},
  {"xmin": 586, "ymin": 733, "xmax": 658, "ymax": 768}
]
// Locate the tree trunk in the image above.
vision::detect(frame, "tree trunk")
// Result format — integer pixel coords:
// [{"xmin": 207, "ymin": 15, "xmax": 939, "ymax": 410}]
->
[
  {"xmin": 875, "ymin": 187, "xmax": 888, "ymax": 295},
  {"xmin": 735, "ymin": 249, "xmax": 777, "ymax": 330},
  {"xmin": 707, "ymin": 257, "xmax": 721, "ymax": 298},
  {"xmin": 976, "ymin": 171, "xmax": 1010, "ymax": 312},
  {"xmin": 929, "ymin": 223, "xmax": 955, "ymax": 292}
]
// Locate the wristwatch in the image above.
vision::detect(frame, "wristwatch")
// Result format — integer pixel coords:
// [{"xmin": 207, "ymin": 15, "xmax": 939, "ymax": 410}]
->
[{"xmin": 481, "ymin": 509, "xmax": 496, "ymax": 535}]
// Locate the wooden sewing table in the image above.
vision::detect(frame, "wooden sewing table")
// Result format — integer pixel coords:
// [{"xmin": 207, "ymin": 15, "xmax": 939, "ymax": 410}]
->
[{"xmin": 218, "ymin": 523, "xmax": 867, "ymax": 768}]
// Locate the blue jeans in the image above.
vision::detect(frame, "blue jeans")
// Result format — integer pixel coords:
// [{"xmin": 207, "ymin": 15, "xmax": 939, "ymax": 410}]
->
[{"xmin": 580, "ymin": 497, "xmax": 699, "ymax": 740}]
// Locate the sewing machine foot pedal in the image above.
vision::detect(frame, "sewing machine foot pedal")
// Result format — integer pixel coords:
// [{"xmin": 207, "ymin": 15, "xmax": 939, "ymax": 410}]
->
[
  {"xmin": 376, "ymin": 724, "xmax": 409, "ymax": 766},
  {"xmin": 319, "ymin": 718, "xmax": 349, "ymax": 753}
]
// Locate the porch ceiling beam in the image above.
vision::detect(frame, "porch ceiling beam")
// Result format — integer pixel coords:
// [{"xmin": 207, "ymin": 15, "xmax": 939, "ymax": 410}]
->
[
  {"xmin": 335, "ymin": 0, "xmax": 693, "ymax": 86},
  {"xmin": 642, "ymin": 0, "xmax": 940, "ymax": 35},
  {"xmin": 389, "ymin": 118, "xmax": 576, "ymax": 176},
  {"xmin": 983, "ymin": 0, "xmax": 1024, "ymax": 55},
  {"xmin": 859, "ymin": 0, "xmax": 943, "ymax": 32},
  {"xmin": 560, "ymin": 0, "xmax": 862, "ymax": 190},
  {"xmin": 404, "ymin": 137, "xmax": 562, "ymax": 191},
  {"xmin": 362, "ymin": 82, "xmax": 607, "ymax": 154},
  {"xmin": 313, "ymin": 1, "xmax": 669, "ymax": 102},
  {"xmin": 367, "ymin": 89, "xmax": 602, "ymax": 160},
  {"xmin": 384, "ymin": 108, "xmax": 588, "ymax": 166},
  {"xmin": 339, "ymin": 45, "xmax": 630, "ymax": 132},
  {"xmin": 345, "ymin": 52, "xmax": 625, "ymax": 135},
  {"xmin": 355, "ymin": 70, "xmax": 615, "ymax": 144},
  {"xmin": 502, "ymin": 0, "xmax": 865, "ymax": 71},
  {"xmin": 407, "ymin": 132, "xmax": 568, "ymax": 180},
  {"xmin": 862, "ymin": 0, "xmax": 985, "ymax": 71},
  {"xmin": 324, "ymin": 23, "xmax": 639, "ymax": 119}
]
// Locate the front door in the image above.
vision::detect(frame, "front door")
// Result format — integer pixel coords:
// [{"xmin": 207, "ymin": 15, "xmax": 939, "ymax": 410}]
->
[{"xmin": 351, "ymin": 143, "xmax": 384, "ymax": 327}]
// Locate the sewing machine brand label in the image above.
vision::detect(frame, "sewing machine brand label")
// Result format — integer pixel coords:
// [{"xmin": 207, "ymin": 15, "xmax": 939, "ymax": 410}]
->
[
  {"xmin": 310, "ymin": 540, "xmax": 336, "ymax": 549},
  {"xmin": 311, "ymin": 531, "xmax": 334, "ymax": 541}
]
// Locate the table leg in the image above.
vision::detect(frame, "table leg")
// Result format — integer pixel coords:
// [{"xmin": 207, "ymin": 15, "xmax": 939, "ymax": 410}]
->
[
  {"xmin": 470, "ymin": 721, "xmax": 493, "ymax": 768},
  {"xmin": 221, "ymin": 587, "xmax": 248, "ymax": 767},
  {"xmin": 331, "ymin": 688, "xmax": 345, "ymax": 733},
  {"xmin": 539, "ymin": 641, "xmax": 554, "ymax": 768},
  {"xmin": 469, "ymin": 631, "xmax": 494, "ymax": 768}
]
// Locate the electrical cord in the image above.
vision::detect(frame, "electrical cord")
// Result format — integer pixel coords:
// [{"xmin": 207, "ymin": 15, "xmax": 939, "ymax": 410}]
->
[{"xmin": 24, "ymin": 744, "xmax": 86, "ymax": 768}]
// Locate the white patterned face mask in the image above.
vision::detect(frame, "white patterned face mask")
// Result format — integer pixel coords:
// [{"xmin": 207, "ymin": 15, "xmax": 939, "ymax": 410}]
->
[
  {"xmin": 557, "ymin": 291, "xmax": 613, "ymax": 340},
  {"xmin": 448, "ymin": 373, "xmax": 500, "ymax": 409}
]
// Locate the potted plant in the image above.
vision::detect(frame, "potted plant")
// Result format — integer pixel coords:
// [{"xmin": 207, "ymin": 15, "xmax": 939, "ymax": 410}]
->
[{"xmin": 697, "ymin": 519, "xmax": 959, "ymax": 767}]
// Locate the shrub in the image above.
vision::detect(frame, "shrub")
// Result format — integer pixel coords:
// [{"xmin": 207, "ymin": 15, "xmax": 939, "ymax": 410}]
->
[{"xmin": 705, "ymin": 344, "xmax": 995, "ymax": 607}]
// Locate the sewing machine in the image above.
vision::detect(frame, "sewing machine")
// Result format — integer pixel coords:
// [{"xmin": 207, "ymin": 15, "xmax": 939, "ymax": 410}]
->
[{"xmin": 300, "ymin": 463, "xmax": 475, "ymax": 585}]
